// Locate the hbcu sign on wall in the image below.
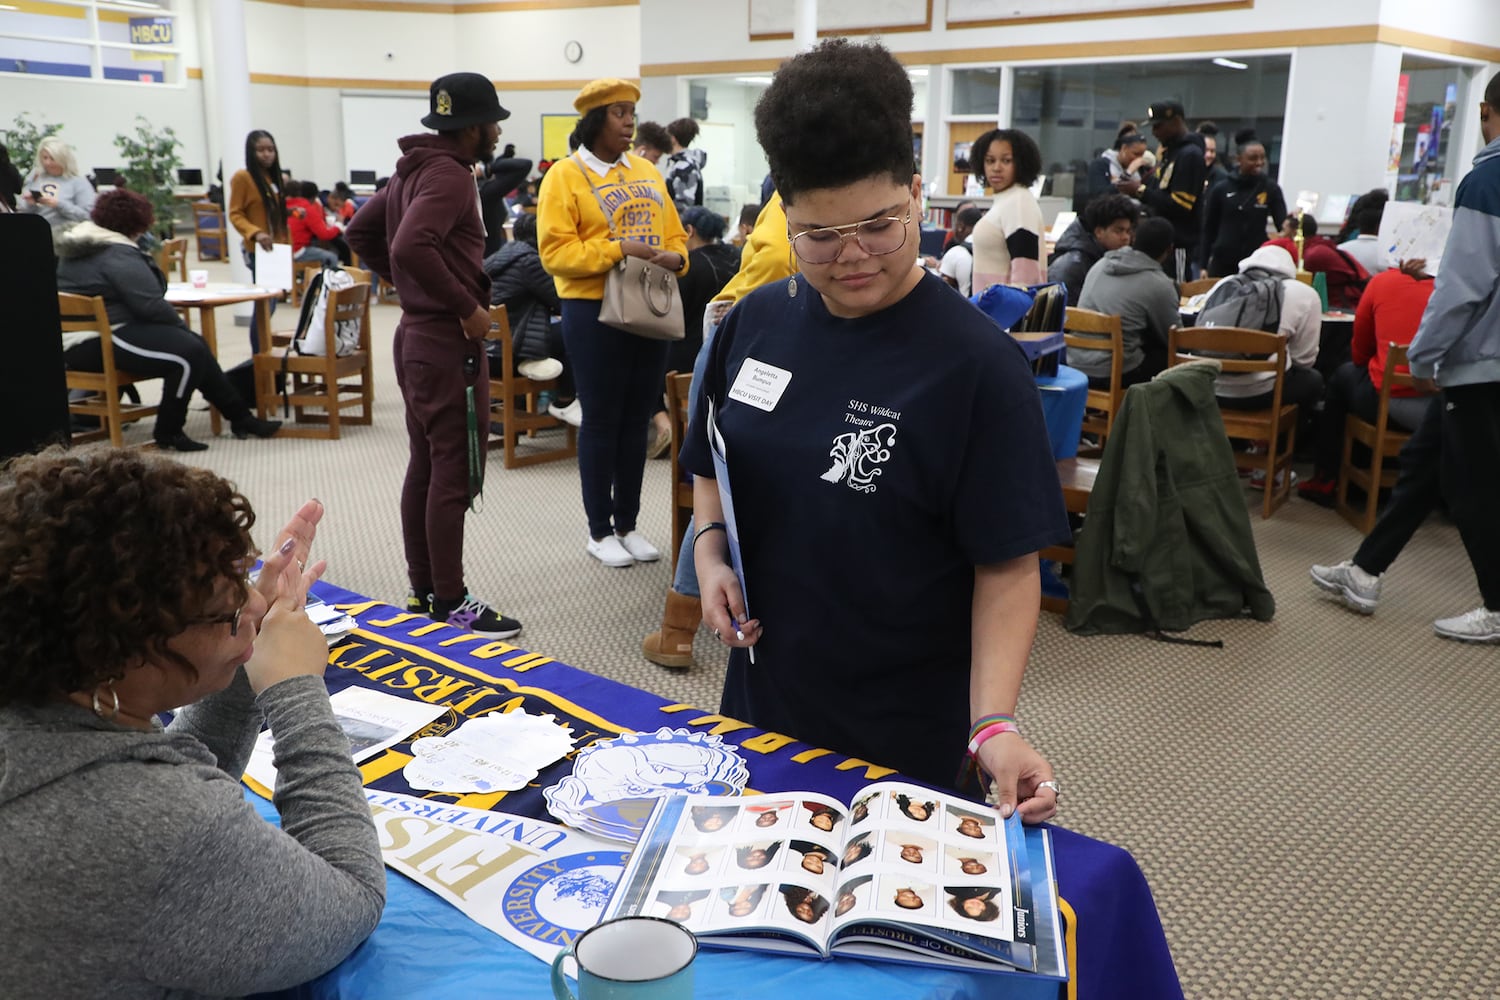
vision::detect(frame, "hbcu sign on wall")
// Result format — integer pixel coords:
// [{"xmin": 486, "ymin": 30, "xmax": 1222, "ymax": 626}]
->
[{"xmin": 128, "ymin": 16, "xmax": 173, "ymax": 46}]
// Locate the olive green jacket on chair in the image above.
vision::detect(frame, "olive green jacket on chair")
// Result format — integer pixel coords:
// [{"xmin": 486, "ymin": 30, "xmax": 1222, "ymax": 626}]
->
[{"xmin": 1064, "ymin": 360, "xmax": 1276, "ymax": 636}]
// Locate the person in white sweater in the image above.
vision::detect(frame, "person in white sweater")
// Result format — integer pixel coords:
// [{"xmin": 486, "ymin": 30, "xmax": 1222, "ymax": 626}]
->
[{"xmin": 1209, "ymin": 244, "xmax": 1325, "ymax": 422}]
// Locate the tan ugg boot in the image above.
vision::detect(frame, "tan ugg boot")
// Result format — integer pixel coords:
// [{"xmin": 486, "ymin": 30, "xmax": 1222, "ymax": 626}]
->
[{"xmin": 641, "ymin": 590, "xmax": 701, "ymax": 670}]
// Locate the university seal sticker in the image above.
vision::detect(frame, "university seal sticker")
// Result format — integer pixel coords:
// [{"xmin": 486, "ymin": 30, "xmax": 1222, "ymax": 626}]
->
[
  {"xmin": 436, "ymin": 89, "xmax": 452, "ymax": 116},
  {"xmin": 502, "ymin": 851, "xmax": 631, "ymax": 946}
]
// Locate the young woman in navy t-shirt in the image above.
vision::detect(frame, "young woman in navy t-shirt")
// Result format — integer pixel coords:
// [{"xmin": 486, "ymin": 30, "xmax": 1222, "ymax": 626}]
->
[{"xmin": 681, "ymin": 40, "xmax": 1069, "ymax": 819}]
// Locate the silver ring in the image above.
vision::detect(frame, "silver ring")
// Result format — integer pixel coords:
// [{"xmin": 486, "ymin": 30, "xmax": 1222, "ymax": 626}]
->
[
  {"xmin": 1037, "ymin": 780, "xmax": 1061, "ymax": 797},
  {"xmin": 712, "ymin": 628, "xmax": 721, "ymax": 641}
]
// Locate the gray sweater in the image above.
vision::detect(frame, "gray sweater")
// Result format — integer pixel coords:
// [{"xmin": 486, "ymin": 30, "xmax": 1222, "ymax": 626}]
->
[
  {"xmin": 19, "ymin": 171, "xmax": 96, "ymax": 229},
  {"xmin": 0, "ymin": 672, "xmax": 386, "ymax": 998}
]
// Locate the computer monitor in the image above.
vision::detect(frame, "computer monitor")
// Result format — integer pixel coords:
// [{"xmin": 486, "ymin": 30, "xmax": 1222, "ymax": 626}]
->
[
  {"xmin": 93, "ymin": 167, "xmax": 122, "ymax": 186},
  {"xmin": 177, "ymin": 168, "xmax": 204, "ymax": 186},
  {"xmin": 350, "ymin": 169, "xmax": 377, "ymax": 186}
]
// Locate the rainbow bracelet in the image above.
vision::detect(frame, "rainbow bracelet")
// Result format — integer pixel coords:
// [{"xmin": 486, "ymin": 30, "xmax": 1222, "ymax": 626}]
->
[
  {"xmin": 967, "ymin": 713, "xmax": 1017, "ymax": 745},
  {"xmin": 967, "ymin": 720, "xmax": 1019, "ymax": 756}
]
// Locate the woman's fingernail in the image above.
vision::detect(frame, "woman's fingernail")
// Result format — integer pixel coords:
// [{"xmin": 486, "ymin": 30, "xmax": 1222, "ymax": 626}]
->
[{"xmin": 279, "ymin": 538, "xmax": 296, "ymax": 555}]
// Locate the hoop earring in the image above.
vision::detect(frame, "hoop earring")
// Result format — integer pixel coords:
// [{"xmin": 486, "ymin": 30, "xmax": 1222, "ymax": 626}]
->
[{"xmin": 91, "ymin": 680, "xmax": 119, "ymax": 721}]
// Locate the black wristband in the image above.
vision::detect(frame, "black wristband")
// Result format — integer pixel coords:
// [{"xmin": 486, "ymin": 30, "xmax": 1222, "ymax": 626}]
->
[{"xmin": 693, "ymin": 521, "xmax": 727, "ymax": 547}]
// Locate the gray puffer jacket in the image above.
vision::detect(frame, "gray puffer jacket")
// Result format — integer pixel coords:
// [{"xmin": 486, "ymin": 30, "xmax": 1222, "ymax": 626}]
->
[
  {"xmin": 483, "ymin": 240, "xmax": 560, "ymax": 362},
  {"xmin": 56, "ymin": 221, "xmax": 184, "ymax": 346}
]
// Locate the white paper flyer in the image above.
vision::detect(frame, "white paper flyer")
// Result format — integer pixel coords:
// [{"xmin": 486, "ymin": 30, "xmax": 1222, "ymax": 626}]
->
[{"xmin": 244, "ymin": 687, "xmax": 446, "ymax": 793}]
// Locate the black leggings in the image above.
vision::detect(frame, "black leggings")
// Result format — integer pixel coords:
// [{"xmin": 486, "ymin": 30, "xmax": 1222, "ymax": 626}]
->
[{"xmin": 63, "ymin": 322, "xmax": 250, "ymax": 439}]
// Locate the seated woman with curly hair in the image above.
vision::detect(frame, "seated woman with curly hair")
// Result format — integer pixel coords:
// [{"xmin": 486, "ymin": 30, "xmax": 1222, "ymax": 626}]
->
[
  {"xmin": 0, "ymin": 450, "xmax": 385, "ymax": 996},
  {"xmin": 56, "ymin": 188, "xmax": 281, "ymax": 451}
]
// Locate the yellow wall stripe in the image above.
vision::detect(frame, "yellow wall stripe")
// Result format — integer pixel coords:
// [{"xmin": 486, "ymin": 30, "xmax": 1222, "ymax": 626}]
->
[
  {"xmin": 244, "ymin": 72, "xmax": 613, "ymax": 90},
  {"xmin": 252, "ymin": 0, "xmax": 636, "ymax": 11},
  {"xmin": 642, "ymin": 24, "xmax": 1500, "ymax": 77}
]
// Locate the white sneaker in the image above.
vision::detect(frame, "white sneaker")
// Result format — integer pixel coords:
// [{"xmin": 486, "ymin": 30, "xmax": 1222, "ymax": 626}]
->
[
  {"xmin": 1432, "ymin": 606, "xmax": 1500, "ymax": 643},
  {"xmin": 1309, "ymin": 560, "xmax": 1381, "ymax": 614},
  {"xmin": 587, "ymin": 534, "xmax": 635, "ymax": 567},
  {"xmin": 549, "ymin": 399, "xmax": 583, "ymax": 427},
  {"xmin": 518, "ymin": 358, "xmax": 563, "ymax": 381},
  {"xmin": 1249, "ymin": 467, "xmax": 1298, "ymax": 489},
  {"xmin": 616, "ymin": 530, "xmax": 660, "ymax": 562}
]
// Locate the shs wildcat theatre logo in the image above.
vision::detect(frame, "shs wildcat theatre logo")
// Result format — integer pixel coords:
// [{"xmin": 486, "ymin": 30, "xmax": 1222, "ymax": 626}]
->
[{"xmin": 821, "ymin": 398, "xmax": 901, "ymax": 493}]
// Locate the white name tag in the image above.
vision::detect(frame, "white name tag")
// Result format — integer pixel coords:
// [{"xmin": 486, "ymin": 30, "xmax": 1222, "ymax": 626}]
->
[{"xmin": 727, "ymin": 357, "xmax": 793, "ymax": 412}]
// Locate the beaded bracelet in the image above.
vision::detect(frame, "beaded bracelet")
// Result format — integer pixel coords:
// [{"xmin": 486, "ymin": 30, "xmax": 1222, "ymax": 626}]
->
[{"xmin": 693, "ymin": 521, "xmax": 728, "ymax": 547}]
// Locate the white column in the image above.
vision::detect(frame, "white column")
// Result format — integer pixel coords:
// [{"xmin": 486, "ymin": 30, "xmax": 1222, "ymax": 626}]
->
[
  {"xmin": 1279, "ymin": 43, "xmax": 1403, "ymax": 208},
  {"xmin": 793, "ymin": 0, "xmax": 817, "ymax": 52},
  {"xmin": 205, "ymin": 0, "xmax": 254, "ymax": 284}
]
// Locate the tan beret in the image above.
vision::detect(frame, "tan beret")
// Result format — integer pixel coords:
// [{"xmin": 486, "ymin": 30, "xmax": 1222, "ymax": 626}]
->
[{"xmin": 573, "ymin": 78, "xmax": 641, "ymax": 115}]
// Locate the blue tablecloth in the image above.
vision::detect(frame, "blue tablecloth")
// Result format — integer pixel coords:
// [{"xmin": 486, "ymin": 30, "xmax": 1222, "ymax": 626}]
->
[
  {"xmin": 253, "ymin": 583, "xmax": 1182, "ymax": 1000},
  {"xmin": 1037, "ymin": 365, "xmax": 1089, "ymax": 461}
]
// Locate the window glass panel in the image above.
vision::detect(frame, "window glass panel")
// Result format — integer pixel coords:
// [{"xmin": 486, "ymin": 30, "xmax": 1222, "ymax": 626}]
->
[
  {"xmin": 0, "ymin": 1, "xmax": 177, "ymax": 82},
  {"xmin": 1009, "ymin": 56, "xmax": 1291, "ymax": 211},
  {"xmin": 1395, "ymin": 55, "xmax": 1468, "ymax": 203},
  {"xmin": 0, "ymin": 37, "xmax": 93, "ymax": 78},
  {"xmin": 100, "ymin": 44, "xmax": 172, "ymax": 83},
  {"xmin": 951, "ymin": 68, "xmax": 1001, "ymax": 116},
  {"xmin": 0, "ymin": 4, "xmax": 93, "ymax": 40}
]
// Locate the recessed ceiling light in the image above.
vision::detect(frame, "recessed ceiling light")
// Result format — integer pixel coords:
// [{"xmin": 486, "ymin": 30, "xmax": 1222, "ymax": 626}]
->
[
  {"xmin": 734, "ymin": 76, "xmax": 774, "ymax": 86},
  {"xmin": 1212, "ymin": 57, "xmax": 1248, "ymax": 70}
]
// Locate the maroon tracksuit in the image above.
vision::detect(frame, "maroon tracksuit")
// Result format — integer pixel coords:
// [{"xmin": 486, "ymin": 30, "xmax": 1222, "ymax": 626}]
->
[{"xmin": 347, "ymin": 133, "xmax": 490, "ymax": 601}]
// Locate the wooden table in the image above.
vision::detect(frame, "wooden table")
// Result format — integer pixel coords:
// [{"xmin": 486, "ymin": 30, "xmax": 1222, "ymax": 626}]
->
[{"xmin": 166, "ymin": 283, "xmax": 280, "ymax": 435}]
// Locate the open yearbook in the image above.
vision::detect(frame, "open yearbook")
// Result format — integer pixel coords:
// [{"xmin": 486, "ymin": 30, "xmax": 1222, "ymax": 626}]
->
[{"xmin": 603, "ymin": 781, "xmax": 1067, "ymax": 979}]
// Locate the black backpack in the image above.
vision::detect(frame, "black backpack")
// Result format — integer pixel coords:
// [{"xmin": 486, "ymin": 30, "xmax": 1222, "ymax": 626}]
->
[{"xmin": 1197, "ymin": 267, "xmax": 1284, "ymax": 333}]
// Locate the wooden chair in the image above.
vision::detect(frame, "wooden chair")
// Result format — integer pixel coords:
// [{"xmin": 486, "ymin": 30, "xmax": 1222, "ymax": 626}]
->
[
  {"xmin": 665, "ymin": 370, "xmax": 694, "ymax": 574},
  {"xmin": 1179, "ymin": 277, "xmax": 1218, "ymax": 298},
  {"xmin": 1336, "ymin": 343, "xmax": 1422, "ymax": 534},
  {"xmin": 1062, "ymin": 307, "xmax": 1124, "ymax": 451},
  {"xmin": 485, "ymin": 305, "xmax": 576, "ymax": 469},
  {"xmin": 252, "ymin": 281, "xmax": 374, "ymax": 438},
  {"xmin": 155, "ymin": 237, "xmax": 188, "ymax": 282},
  {"xmin": 191, "ymin": 201, "xmax": 226, "ymax": 261},
  {"xmin": 58, "ymin": 292, "xmax": 160, "ymax": 447},
  {"xmin": 1039, "ymin": 456, "xmax": 1100, "ymax": 615},
  {"xmin": 1169, "ymin": 324, "xmax": 1297, "ymax": 518},
  {"xmin": 291, "ymin": 260, "xmax": 324, "ymax": 306}
]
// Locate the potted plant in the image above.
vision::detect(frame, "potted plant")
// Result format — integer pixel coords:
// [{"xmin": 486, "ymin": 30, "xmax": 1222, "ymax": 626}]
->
[
  {"xmin": 115, "ymin": 116, "xmax": 182, "ymax": 239},
  {"xmin": 1, "ymin": 112, "xmax": 61, "ymax": 176}
]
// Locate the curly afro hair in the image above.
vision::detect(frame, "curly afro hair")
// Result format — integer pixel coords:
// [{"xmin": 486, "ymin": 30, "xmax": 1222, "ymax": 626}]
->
[
  {"xmin": 91, "ymin": 188, "xmax": 155, "ymax": 237},
  {"xmin": 754, "ymin": 39, "xmax": 915, "ymax": 204},
  {"xmin": 970, "ymin": 128, "xmax": 1042, "ymax": 189},
  {"xmin": 633, "ymin": 121, "xmax": 672, "ymax": 155},
  {"xmin": 1080, "ymin": 191, "xmax": 1139, "ymax": 233},
  {"xmin": 666, "ymin": 117, "xmax": 700, "ymax": 148},
  {"xmin": 0, "ymin": 449, "xmax": 257, "ymax": 707}
]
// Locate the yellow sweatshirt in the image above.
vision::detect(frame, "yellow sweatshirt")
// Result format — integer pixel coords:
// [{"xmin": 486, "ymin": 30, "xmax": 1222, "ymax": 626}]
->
[
  {"xmin": 712, "ymin": 192, "xmax": 797, "ymax": 305},
  {"xmin": 538, "ymin": 153, "xmax": 689, "ymax": 300}
]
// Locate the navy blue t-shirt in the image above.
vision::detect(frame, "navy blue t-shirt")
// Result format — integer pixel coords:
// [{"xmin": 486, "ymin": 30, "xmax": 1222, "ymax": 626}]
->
[{"xmin": 681, "ymin": 270, "xmax": 1069, "ymax": 788}]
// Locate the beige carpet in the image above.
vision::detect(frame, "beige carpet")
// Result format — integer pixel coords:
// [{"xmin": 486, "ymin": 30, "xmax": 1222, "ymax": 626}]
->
[{"xmin": 143, "ymin": 253, "xmax": 1499, "ymax": 999}]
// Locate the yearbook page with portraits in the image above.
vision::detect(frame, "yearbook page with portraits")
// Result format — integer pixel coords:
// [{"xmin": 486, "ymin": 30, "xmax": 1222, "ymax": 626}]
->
[{"xmin": 603, "ymin": 782, "xmax": 1066, "ymax": 979}]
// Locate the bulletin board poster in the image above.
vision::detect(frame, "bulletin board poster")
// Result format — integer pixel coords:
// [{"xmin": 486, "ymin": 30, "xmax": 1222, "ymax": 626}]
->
[{"xmin": 542, "ymin": 114, "xmax": 579, "ymax": 162}]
